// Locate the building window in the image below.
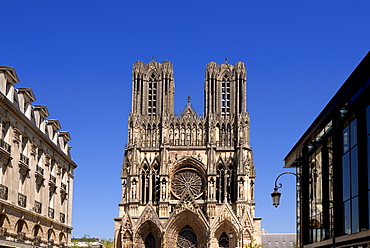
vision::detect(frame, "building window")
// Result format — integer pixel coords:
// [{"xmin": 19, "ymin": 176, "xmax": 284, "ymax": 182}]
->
[
  {"xmin": 366, "ymin": 105, "xmax": 370, "ymax": 228},
  {"xmin": 148, "ymin": 74, "xmax": 157, "ymax": 116},
  {"xmin": 0, "ymin": 121, "xmax": 10, "ymax": 153},
  {"xmin": 221, "ymin": 75, "xmax": 230, "ymax": 116},
  {"xmin": 342, "ymin": 118, "xmax": 359, "ymax": 234}
]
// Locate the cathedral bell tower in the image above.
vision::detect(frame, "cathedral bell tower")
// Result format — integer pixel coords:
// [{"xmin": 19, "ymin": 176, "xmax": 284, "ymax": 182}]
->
[
  {"xmin": 131, "ymin": 60, "xmax": 174, "ymax": 116},
  {"xmin": 114, "ymin": 60, "xmax": 261, "ymax": 248}
]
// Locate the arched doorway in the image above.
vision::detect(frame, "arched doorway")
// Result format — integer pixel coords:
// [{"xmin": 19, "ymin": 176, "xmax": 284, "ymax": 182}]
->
[
  {"xmin": 145, "ymin": 232, "xmax": 156, "ymax": 248},
  {"xmin": 177, "ymin": 225, "xmax": 197, "ymax": 248},
  {"xmin": 218, "ymin": 232, "xmax": 229, "ymax": 247}
]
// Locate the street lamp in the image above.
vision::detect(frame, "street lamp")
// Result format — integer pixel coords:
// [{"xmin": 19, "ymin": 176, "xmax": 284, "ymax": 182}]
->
[{"xmin": 271, "ymin": 172, "xmax": 300, "ymax": 208}]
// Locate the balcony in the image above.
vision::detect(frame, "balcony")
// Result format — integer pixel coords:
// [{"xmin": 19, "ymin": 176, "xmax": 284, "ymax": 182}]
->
[
  {"xmin": 36, "ymin": 165, "xmax": 44, "ymax": 175},
  {"xmin": 20, "ymin": 153, "xmax": 29, "ymax": 165},
  {"xmin": 0, "ymin": 184, "xmax": 8, "ymax": 200},
  {"xmin": 61, "ymin": 182, "xmax": 67, "ymax": 191},
  {"xmin": 35, "ymin": 165, "xmax": 45, "ymax": 186},
  {"xmin": 18, "ymin": 193, "xmax": 26, "ymax": 208},
  {"xmin": 48, "ymin": 207, "xmax": 54, "ymax": 219},
  {"xmin": 0, "ymin": 139, "xmax": 11, "ymax": 153},
  {"xmin": 50, "ymin": 175, "xmax": 56, "ymax": 184}
]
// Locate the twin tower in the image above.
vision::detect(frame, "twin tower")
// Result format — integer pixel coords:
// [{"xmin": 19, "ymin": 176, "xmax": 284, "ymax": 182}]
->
[{"xmin": 114, "ymin": 60, "xmax": 261, "ymax": 248}]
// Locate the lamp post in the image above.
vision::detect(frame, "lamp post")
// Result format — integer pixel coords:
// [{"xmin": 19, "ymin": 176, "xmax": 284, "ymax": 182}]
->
[
  {"xmin": 271, "ymin": 171, "xmax": 301, "ymax": 247},
  {"xmin": 271, "ymin": 172, "xmax": 300, "ymax": 207}
]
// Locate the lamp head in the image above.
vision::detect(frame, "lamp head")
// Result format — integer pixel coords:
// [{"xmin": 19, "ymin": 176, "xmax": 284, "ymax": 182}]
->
[{"xmin": 271, "ymin": 189, "xmax": 281, "ymax": 208}]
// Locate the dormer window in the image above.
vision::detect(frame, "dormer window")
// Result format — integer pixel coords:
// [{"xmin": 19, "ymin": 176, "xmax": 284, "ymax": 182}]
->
[
  {"xmin": 148, "ymin": 74, "xmax": 157, "ymax": 116},
  {"xmin": 221, "ymin": 75, "xmax": 230, "ymax": 116}
]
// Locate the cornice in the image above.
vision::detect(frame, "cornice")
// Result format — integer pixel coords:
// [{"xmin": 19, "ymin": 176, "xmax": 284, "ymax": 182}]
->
[
  {"xmin": 0, "ymin": 93, "xmax": 77, "ymax": 169},
  {"xmin": 0, "ymin": 200, "xmax": 73, "ymax": 230}
]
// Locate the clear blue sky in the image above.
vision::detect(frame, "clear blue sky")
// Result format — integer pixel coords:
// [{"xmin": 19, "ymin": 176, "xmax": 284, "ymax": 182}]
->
[{"xmin": 1, "ymin": 0, "xmax": 369, "ymax": 239}]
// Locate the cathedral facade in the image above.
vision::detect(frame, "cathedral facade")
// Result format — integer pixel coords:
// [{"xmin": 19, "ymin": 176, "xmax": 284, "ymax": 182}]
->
[{"xmin": 114, "ymin": 60, "xmax": 261, "ymax": 248}]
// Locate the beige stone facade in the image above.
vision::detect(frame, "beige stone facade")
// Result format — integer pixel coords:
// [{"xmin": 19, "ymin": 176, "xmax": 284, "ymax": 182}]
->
[
  {"xmin": 0, "ymin": 66, "xmax": 77, "ymax": 247},
  {"xmin": 114, "ymin": 60, "xmax": 261, "ymax": 248}
]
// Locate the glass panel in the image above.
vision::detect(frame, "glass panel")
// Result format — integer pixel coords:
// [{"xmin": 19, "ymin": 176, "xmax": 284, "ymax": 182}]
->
[
  {"xmin": 368, "ymin": 135, "xmax": 370, "ymax": 190},
  {"xmin": 368, "ymin": 191, "xmax": 370, "ymax": 227},
  {"xmin": 367, "ymin": 135, "xmax": 370, "ymax": 189},
  {"xmin": 350, "ymin": 119, "xmax": 357, "ymax": 148},
  {"xmin": 344, "ymin": 200, "xmax": 351, "ymax": 234},
  {"xmin": 366, "ymin": 105, "xmax": 370, "ymax": 135},
  {"xmin": 351, "ymin": 146, "xmax": 358, "ymax": 197},
  {"xmin": 342, "ymin": 153, "xmax": 350, "ymax": 200},
  {"xmin": 351, "ymin": 197, "xmax": 359, "ymax": 234},
  {"xmin": 343, "ymin": 126, "xmax": 349, "ymax": 153}
]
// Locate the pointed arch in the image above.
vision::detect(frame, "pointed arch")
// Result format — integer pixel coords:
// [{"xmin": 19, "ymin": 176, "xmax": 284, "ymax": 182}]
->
[
  {"xmin": 134, "ymin": 220, "xmax": 162, "ymax": 248},
  {"xmin": 145, "ymin": 232, "xmax": 156, "ymax": 248},
  {"xmin": 141, "ymin": 159, "xmax": 150, "ymax": 204},
  {"xmin": 151, "ymin": 158, "xmax": 160, "ymax": 204},
  {"xmin": 165, "ymin": 209, "xmax": 208, "ymax": 248},
  {"xmin": 218, "ymin": 232, "xmax": 230, "ymax": 247}
]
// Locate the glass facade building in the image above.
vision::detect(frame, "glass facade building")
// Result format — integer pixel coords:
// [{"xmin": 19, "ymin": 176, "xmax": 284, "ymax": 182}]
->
[{"xmin": 284, "ymin": 52, "xmax": 370, "ymax": 248}]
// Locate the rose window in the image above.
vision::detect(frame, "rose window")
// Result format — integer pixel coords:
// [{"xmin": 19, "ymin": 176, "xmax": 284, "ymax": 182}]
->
[
  {"xmin": 171, "ymin": 170, "xmax": 203, "ymax": 199},
  {"xmin": 177, "ymin": 225, "xmax": 197, "ymax": 248}
]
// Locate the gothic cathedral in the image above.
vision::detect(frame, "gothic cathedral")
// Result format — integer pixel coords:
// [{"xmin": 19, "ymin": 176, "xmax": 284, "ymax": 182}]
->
[{"xmin": 114, "ymin": 60, "xmax": 261, "ymax": 248}]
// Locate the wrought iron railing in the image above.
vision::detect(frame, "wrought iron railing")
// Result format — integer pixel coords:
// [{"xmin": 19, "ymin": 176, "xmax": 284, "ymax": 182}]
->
[
  {"xmin": 0, "ymin": 139, "xmax": 11, "ymax": 153},
  {"xmin": 50, "ymin": 175, "xmax": 56, "ymax": 184},
  {"xmin": 61, "ymin": 182, "xmax": 67, "ymax": 190},
  {"xmin": 20, "ymin": 153, "xmax": 29, "ymax": 165},
  {"xmin": 36, "ymin": 165, "xmax": 44, "ymax": 175}
]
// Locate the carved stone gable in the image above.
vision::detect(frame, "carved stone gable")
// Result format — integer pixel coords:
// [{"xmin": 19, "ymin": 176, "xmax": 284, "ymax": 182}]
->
[{"xmin": 135, "ymin": 204, "xmax": 163, "ymax": 231}]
